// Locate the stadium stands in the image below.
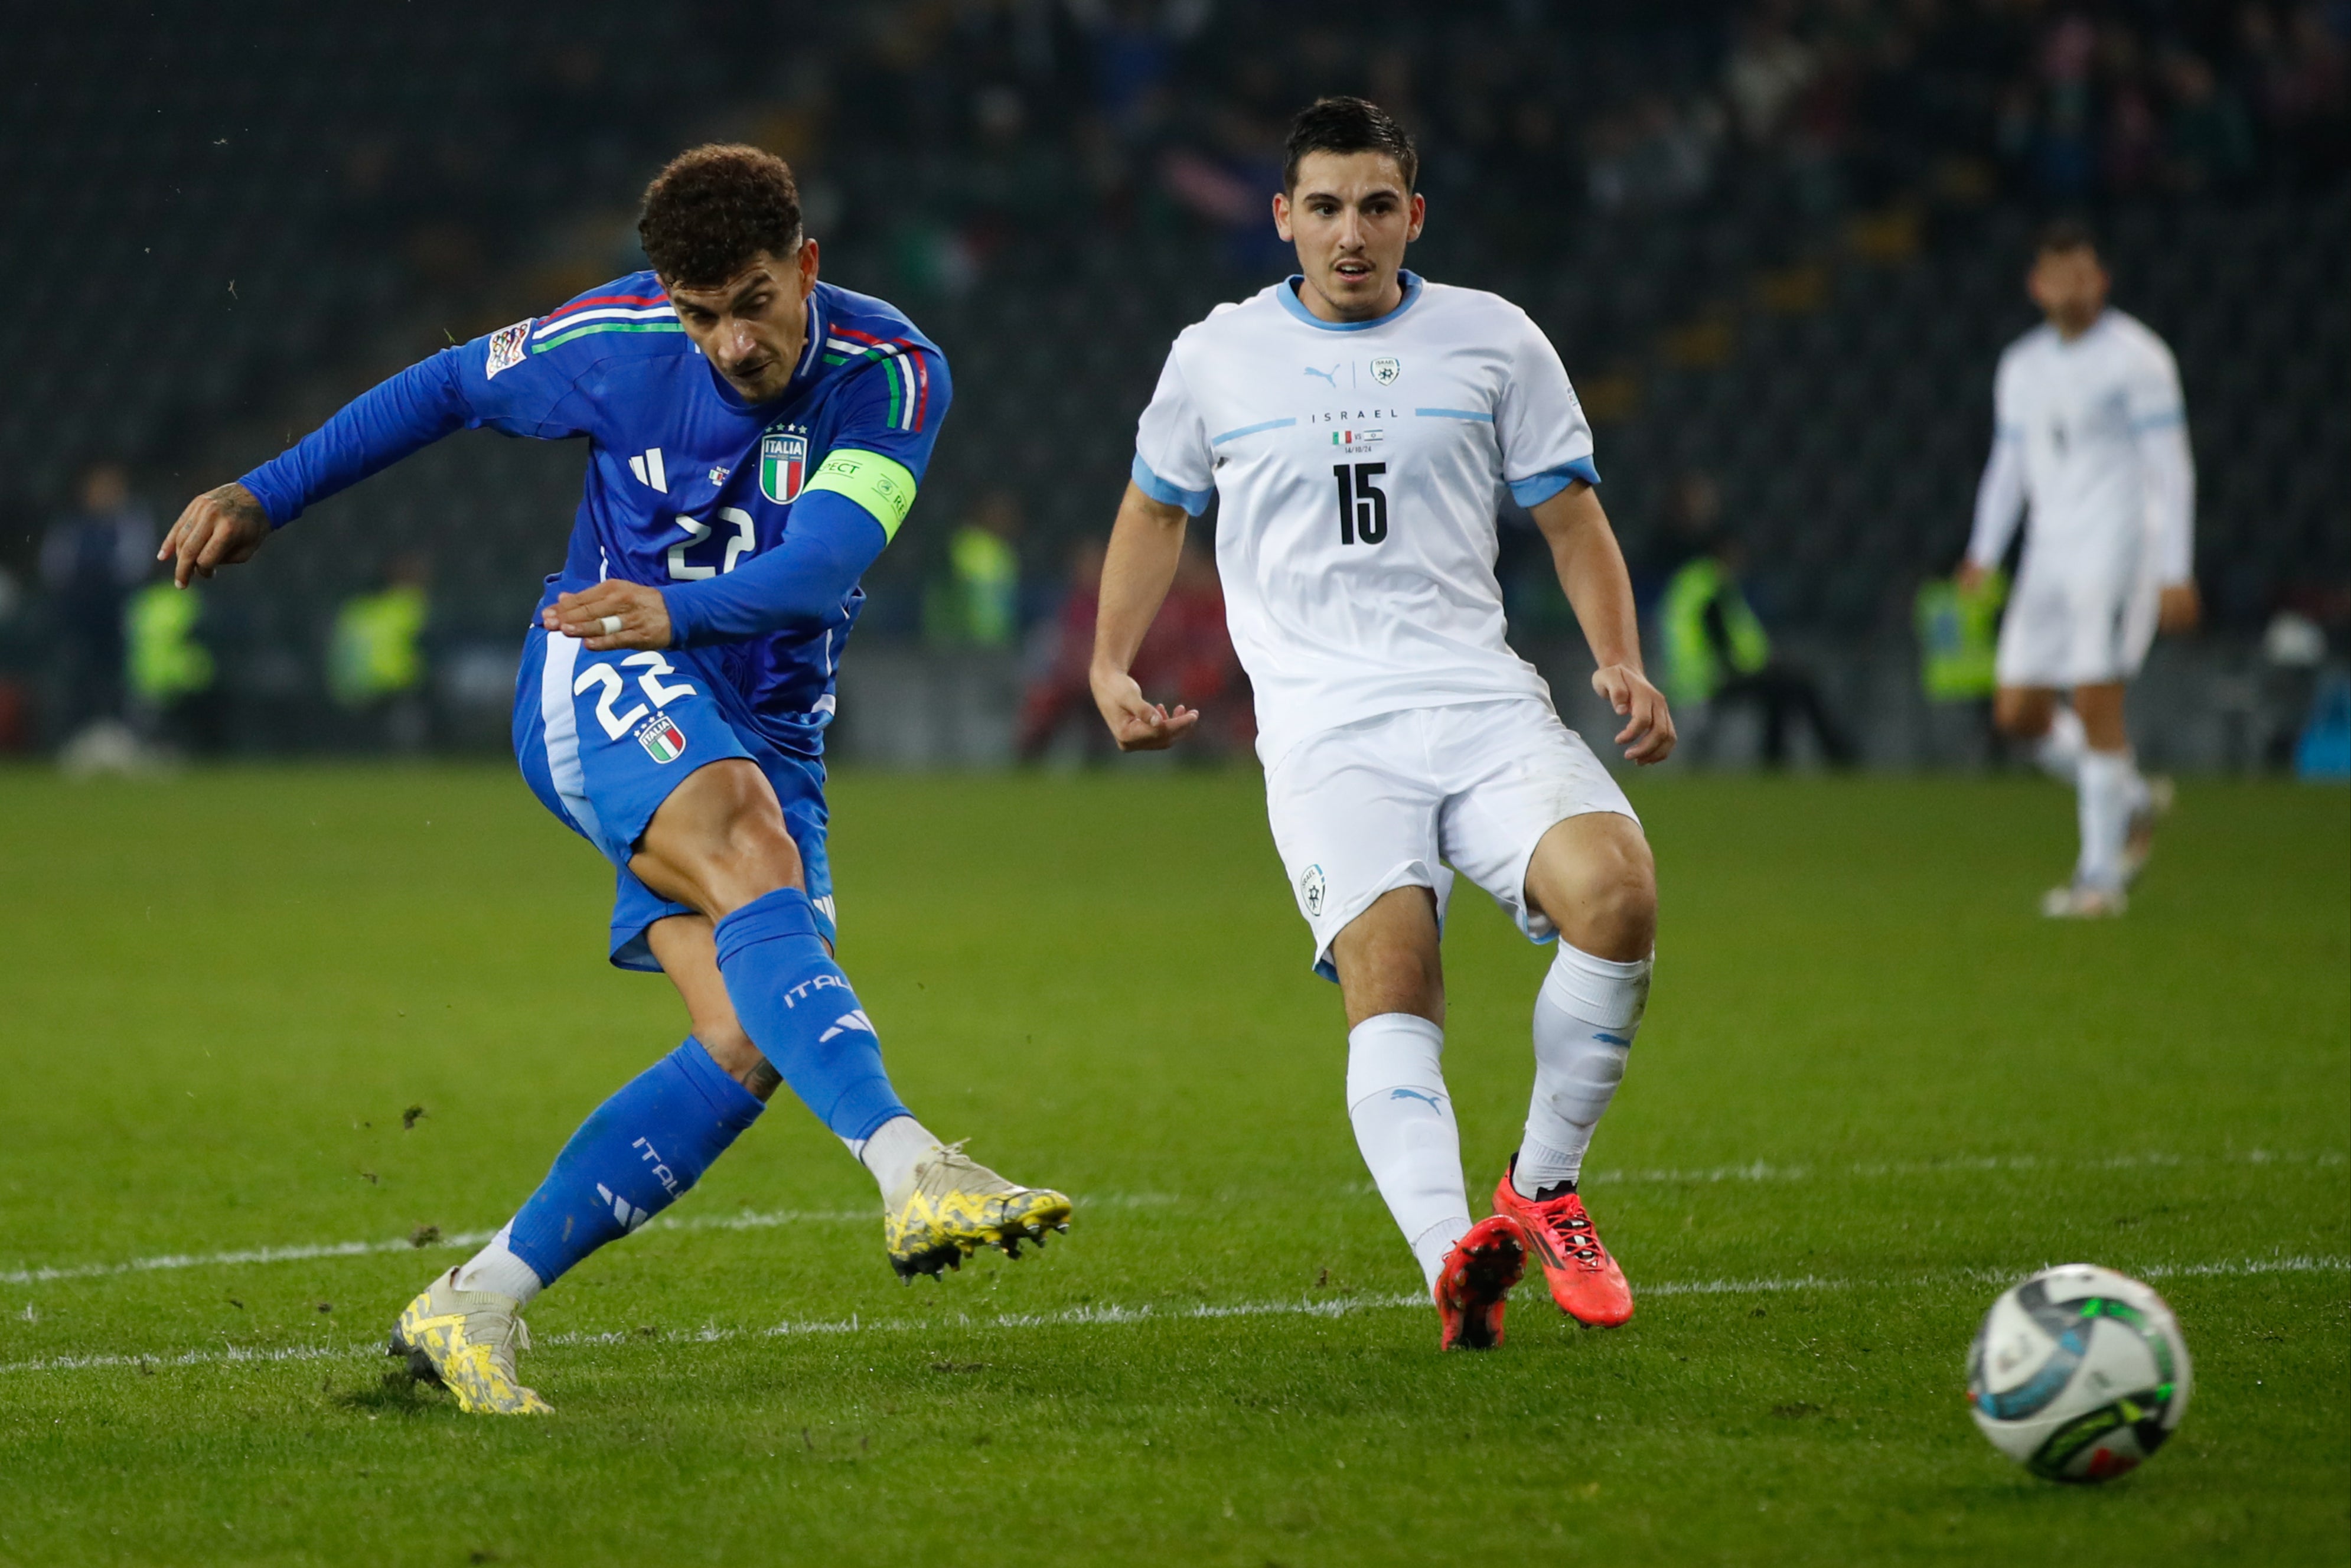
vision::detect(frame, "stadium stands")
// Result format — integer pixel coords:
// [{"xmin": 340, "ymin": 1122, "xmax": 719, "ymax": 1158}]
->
[{"xmin": 3, "ymin": 0, "xmax": 2343, "ymax": 751}]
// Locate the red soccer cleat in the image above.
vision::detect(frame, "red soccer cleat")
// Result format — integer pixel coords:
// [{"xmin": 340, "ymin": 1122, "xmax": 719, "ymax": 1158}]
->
[
  {"xmin": 1494, "ymin": 1158, "xmax": 1635, "ymax": 1328},
  {"xmin": 1433, "ymin": 1214, "xmax": 1528, "ymax": 1351}
]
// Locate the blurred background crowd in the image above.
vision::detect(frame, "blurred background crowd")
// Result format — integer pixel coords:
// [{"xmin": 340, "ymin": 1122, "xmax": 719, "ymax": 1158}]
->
[{"xmin": 2, "ymin": 0, "xmax": 2345, "ymax": 771}]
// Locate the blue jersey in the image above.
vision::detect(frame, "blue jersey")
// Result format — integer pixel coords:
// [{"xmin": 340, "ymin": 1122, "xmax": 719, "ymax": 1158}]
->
[{"xmin": 241, "ymin": 272, "xmax": 950, "ymax": 755}]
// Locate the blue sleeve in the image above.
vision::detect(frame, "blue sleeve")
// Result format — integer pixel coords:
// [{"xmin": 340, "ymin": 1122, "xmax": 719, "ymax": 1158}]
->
[
  {"xmin": 238, "ymin": 318, "xmax": 591, "ymax": 527},
  {"xmin": 661, "ymin": 347, "xmax": 950, "ymax": 646}
]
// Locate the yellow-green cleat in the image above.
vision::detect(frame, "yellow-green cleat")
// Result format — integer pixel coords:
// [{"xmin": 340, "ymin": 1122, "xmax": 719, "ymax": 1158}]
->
[
  {"xmin": 388, "ymin": 1267, "xmax": 553, "ymax": 1415},
  {"xmin": 886, "ymin": 1141, "xmax": 1072, "ymax": 1281}
]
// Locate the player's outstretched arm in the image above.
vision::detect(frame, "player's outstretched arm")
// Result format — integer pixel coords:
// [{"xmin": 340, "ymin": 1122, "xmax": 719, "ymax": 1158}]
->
[
  {"xmin": 1530, "ymin": 481, "xmax": 1674, "ymax": 765},
  {"xmin": 1090, "ymin": 481, "xmax": 1199, "ymax": 751},
  {"xmin": 158, "ymin": 482, "xmax": 272, "ymax": 588}
]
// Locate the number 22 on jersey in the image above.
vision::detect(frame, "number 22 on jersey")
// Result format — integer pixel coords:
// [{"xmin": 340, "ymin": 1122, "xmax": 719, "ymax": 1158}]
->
[{"xmin": 1332, "ymin": 461, "xmax": 1389, "ymax": 546}]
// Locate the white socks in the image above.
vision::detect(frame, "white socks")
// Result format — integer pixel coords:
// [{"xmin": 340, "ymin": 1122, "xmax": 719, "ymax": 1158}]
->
[
  {"xmin": 849, "ymin": 1114, "xmax": 942, "ymax": 1210},
  {"xmin": 1346, "ymin": 1013, "xmax": 1472, "ymax": 1291},
  {"xmin": 2076, "ymin": 750, "xmax": 2141, "ymax": 892},
  {"xmin": 2033, "ymin": 705, "xmax": 2087, "ymax": 785},
  {"xmin": 1514, "ymin": 945, "xmax": 1652, "ymax": 1198},
  {"xmin": 453, "ymin": 1221, "xmax": 545, "ymax": 1305}
]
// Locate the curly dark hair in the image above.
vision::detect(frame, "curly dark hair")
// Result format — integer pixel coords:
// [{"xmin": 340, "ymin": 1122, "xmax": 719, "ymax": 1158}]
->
[
  {"xmin": 1283, "ymin": 96, "xmax": 1418, "ymax": 194},
  {"xmin": 638, "ymin": 144, "xmax": 804, "ymax": 288}
]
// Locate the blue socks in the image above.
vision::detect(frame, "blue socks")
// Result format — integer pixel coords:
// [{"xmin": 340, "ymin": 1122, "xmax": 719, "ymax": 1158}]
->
[
  {"xmin": 713, "ymin": 887, "xmax": 911, "ymax": 1144},
  {"xmin": 503, "ymin": 1037, "xmax": 765, "ymax": 1290},
  {"xmin": 473, "ymin": 888, "xmax": 909, "ymax": 1302}
]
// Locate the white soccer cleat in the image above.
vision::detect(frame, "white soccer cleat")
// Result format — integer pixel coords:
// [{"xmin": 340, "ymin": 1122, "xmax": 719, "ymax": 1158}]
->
[
  {"xmin": 2041, "ymin": 881, "xmax": 2128, "ymax": 920},
  {"xmin": 389, "ymin": 1267, "xmax": 553, "ymax": 1414},
  {"xmin": 2121, "ymin": 775, "xmax": 2175, "ymax": 886}
]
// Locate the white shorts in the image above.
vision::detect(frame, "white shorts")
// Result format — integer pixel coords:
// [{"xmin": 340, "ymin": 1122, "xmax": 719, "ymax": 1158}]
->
[
  {"xmin": 1995, "ymin": 563, "xmax": 2159, "ymax": 690},
  {"xmin": 1263, "ymin": 699, "xmax": 1639, "ymax": 979}
]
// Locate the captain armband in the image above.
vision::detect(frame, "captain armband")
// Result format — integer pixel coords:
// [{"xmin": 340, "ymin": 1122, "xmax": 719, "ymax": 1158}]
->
[{"xmin": 804, "ymin": 449, "xmax": 918, "ymax": 542}]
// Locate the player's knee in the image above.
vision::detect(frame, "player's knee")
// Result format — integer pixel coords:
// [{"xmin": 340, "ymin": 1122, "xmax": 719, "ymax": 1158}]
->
[
  {"xmin": 1992, "ymin": 689, "xmax": 2049, "ymax": 738},
  {"xmin": 1554, "ymin": 836, "xmax": 1656, "ymax": 961}
]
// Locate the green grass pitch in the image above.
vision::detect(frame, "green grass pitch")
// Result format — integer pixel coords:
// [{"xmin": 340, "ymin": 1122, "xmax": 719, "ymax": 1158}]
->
[{"xmin": 0, "ymin": 763, "xmax": 2343, "ymax": 1566}]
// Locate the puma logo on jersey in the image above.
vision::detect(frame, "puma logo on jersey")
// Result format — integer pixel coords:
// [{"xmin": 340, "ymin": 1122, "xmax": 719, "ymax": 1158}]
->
[
  {"xmin": 596, "ymin": 1183, "xmax": 650, "ymax": 1232},
  {"xmin": 627, "ymin": 448, "xmax": 669, "ymax": 493},
  {"xmin": 1303, "ymin": 364, "xmax": 1339, "ymax": 387},
  {"xmin": 819, "ymin": 1009, "xmax": 876, "ymax": 1043}
]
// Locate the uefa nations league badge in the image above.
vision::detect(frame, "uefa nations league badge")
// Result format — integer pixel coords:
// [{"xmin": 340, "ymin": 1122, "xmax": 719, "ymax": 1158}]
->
[{"xmin": 760, "ymin": 427, "xmax": 808, "ymax": 503}]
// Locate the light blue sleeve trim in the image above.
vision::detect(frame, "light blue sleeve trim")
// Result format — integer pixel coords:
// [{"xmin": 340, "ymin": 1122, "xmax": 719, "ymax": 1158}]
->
[
  {"xmin": 1507, "ymin": 457, "xmax": 1602, "ymax": 507},
  {"xmin": 1131, "ymin": 453, "xmax": 1214, "ymax": 516},
  {"xmin": 1416, "ymin": 407, "xmax": 1495, "ymax": 423},
  {"xmin": 1209, "ymin": 416, "xmax": 1297, "ymax": 446},
  {"xmin": 1274, "ymin": 270, "xmax": 1425, "ymax": 331},
  {"xmin": 2130, "ymin": 409, "xmax": 2186, "ymax": 431}
]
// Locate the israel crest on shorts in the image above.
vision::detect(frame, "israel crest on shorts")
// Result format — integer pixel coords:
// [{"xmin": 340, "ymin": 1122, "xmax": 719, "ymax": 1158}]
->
[
  {"xmin": 759, "ymin": 428, "xmax": 808, "ymax": 503},
  {"xmin": 1369, "ymin": 355, "xmax": 1401, "ymax": 386},
  {"xmin": 1301, "ymin": 863, "xmax": 1326, "ymax": 917},
  {"xmin": 635, "ymin": 712, "xmax": 687, "ymax": 764}
]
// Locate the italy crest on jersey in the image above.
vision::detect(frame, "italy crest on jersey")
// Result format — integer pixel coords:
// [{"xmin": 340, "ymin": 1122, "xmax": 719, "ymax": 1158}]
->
[
  {"xmin": 759, "ymin": 429, "xmax": 808, "ymax": 503},
  {"xmin": 635, "ymin": 712, "xmax": 687, "ymax": 764}
]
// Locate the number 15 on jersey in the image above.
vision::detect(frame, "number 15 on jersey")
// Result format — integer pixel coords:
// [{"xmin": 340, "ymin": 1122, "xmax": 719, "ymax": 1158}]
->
[{"xmin": 1333, "ymin": 462, "xmax": 1388, "ymax": 546}]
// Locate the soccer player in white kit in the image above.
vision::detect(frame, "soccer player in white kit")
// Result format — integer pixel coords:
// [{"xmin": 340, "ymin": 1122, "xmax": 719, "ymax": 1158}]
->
[
  {"xmin": 1959, "ymin": 221, "xmax": 2200, "ymax": 918},
  {"xmin": 1090, "ymin": 99, "xmax": 1674, "ymax": 1351}
]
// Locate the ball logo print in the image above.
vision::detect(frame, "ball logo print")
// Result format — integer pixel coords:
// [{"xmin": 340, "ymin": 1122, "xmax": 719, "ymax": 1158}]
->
[
  {"xmin": 1967, "ymin": 1263, "xmax": 2192, "ymax": 1482},
  {"xmin": 1369, "ymin": 354, "xmax": 1401, "ymax": 385}
]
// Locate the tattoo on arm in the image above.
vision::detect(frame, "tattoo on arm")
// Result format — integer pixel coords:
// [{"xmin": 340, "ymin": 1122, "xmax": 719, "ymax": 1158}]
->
[{"xmin": 745, "ymin": 1057, "xmax": 783, "ymax": 1101}]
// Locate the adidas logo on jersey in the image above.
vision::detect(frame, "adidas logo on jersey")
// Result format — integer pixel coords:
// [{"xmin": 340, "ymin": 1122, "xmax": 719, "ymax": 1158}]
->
[{"xmin": 627, "ymin": 448, "xmax": 669, "ymax": 493}]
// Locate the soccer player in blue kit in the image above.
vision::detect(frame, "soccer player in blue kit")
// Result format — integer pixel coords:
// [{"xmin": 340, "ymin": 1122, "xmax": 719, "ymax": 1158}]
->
[{"xmin": 158, "ymin": 146, "xmax": 1071, "ymax": 1414}]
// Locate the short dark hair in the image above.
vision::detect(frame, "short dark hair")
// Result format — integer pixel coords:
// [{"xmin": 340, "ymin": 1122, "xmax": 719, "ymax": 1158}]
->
[
  {"xmin": 2036, "ymin": 217, "xmax": 2100, "ymax": 259},
  {"xmin": 638, "ymin": 144, "xmax": 804, "ymax": 288},
  {"xmin": 1284, "ymin": 96, "xmax": 1418, "ymax": 194}
]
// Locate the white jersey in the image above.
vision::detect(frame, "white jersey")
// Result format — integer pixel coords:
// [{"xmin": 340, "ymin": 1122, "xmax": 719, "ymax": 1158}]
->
[
  {"xmin": 1966, "ymin": 309, "xmax": 2195, "ymax": 589},
  {"xmin": 1133, "ymin": 271, "xmax": 1597, "ymax": 766}
]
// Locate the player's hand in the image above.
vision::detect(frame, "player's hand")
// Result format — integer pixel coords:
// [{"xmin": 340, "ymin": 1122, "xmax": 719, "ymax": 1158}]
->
[
  {"xmin": 2157, "ymin": 580, "xmax": 2201, "ymax": 635},
  {"xmin": 1090, "ymin": 663, "xmax": 1198, "ymax": 751},
  {"xmin": 158, "ymin": 483, "xmax": 270, "ymax": 588},
  {"xmin": 544, "ymin": 581, "xmax": 673, "ymax": 650},
  {"xmin": 1955, "ymin": 560, "xmax": 1990, "ymax": 594},
  {"xmin": 1593, "ymin": 663, "xmax": 1675, "ymax": 765}
]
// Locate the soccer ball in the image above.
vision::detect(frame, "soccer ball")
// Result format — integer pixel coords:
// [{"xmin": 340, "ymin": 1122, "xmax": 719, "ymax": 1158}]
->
[{"xmin": 1967, "ymin": 1263, "xmax": 2193, "ymax": 1483}]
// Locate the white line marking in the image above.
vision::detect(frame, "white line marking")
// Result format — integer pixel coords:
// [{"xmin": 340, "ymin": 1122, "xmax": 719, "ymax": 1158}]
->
[
  {"xmin": 1, "ymin": 1154, "xmax": 2333, "ymax": 1292},
  {"xmin": 1583, "ymin": 1148, "xmax": 2347, "ymax": 1189},
  {"xmin": 0, "ymin": 1194, "xmax": 1181, "ymax": 1289},
  {"xmin": 4, "ymin": 1257, "xmax": 2341, "ymax": 1380}
]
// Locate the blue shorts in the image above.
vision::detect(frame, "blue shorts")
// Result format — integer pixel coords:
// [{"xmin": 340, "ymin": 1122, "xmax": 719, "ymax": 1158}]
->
[{"xmin": 512, "ymin": 625, "xmax": 836, "ymax": 972}]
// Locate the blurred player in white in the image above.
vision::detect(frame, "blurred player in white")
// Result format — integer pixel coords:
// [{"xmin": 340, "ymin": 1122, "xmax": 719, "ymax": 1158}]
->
[
  {"xmin": 1960, "ymin": 221, "xmax": 2199, "ymax": 918},
  {"xmin": 1091, "ymin": 99, "xmax": 1672, "ymax": 1351}
]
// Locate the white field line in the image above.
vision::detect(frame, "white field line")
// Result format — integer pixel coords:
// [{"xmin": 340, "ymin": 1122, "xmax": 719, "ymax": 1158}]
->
[
  {"xmin": 0, "ymin": 1193, "xmax": 1183, "ymax": 1289},
  {"xmin": 3, "ymin": 1256, "xmax": 2340, "ymax": 1381},
  {"xmin": 3, "ymin": 1152, "xmax": 2338, "ymax": 1292},
  {"xmin": 1581, "ymin": 1146, "xmax": 2347, "ymax": 1189}
]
